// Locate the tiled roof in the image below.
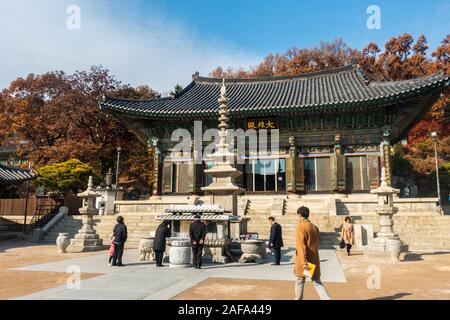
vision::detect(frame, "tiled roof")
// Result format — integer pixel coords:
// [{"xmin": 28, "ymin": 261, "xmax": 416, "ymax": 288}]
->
[
  {"xmin": 0, "ymin": 164, "xmax": 36, "ymax": 184},
  {"xmin": 165, "ymin": 205, "xmax": 227, "ymax": 214},
  {"xmin": 156, "ymin": 214, "xmax": 239, "ymax": 221},
  {"xmin": 100, "ymin": 65, "xmax": 449, "ymax": 120}
]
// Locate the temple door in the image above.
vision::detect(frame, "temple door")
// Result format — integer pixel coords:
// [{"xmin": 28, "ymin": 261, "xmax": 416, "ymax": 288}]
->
[
  {"xmin": 177, "ymin": 162, "xmax": 193, "ymax": 193},
  {"xmin": 367, "ymin": 154, "xmax": 380, "ymax": 189}
]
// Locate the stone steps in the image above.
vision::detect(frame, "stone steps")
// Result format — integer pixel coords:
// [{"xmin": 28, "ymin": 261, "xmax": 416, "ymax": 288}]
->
[
  {"xmin": 39, "ymin": 208, "xmax": 450, "ymax": 251},
  {"xmin": 245, "ymin": 213, "xmax": 450, "ymax": 250}
]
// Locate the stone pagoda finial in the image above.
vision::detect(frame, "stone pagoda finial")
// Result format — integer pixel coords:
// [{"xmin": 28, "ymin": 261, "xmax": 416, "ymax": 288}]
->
[
  {"xmin": 220, "ymin": 78, "xmax": 226, "ymax": 98},
  {"xmin": 380, "ymin": 167, "xmax": 388, "ymax": 187},
  {"xmin": 87, "ymin": 175, "xmax": 94, "ymax": 191},
  {"xmin": 201, "ymin": 78, "xmax": 243, "ymax": 198},
  {"xmin": 371, "ymin": 167, "xmax": 398, "ymax": 195},
  {"xmin": 217, "ymin": 79, "xmax": 229, "ymax": 148}
]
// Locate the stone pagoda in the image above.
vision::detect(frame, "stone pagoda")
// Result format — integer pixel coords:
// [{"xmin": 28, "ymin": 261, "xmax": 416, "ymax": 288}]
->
[
  {"xmin": 365, "ymin": 168, "xmax": 402, "ymax": 261},
  {"xmin": 67, "ymin": 176, "xmax": 104, "ymax": 252},
  {"xmin": 201, "ymin": 79, "xmax": 246, "ymax": 238}
]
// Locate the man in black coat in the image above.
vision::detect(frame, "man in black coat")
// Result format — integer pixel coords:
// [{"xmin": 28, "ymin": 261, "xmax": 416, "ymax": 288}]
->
[
  {"xmin": 269, "ymin": 216, "xmax": 283, "ymax": 265},
  {"xmin": 153, "ymin": 220, "xmax": 171, "ymax": 267},
  {"xmin": 112, "ymin": 216, "xmax": 127, "ymax": 267},
  {"xmin": 189, "ymin": 215, "xmax": 207, "ymax": 269}
]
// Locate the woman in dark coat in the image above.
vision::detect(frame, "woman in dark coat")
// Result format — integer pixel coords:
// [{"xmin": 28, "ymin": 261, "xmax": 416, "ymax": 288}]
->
[{"xmin": 153, "ymin": 220, "xmax": 171, "ymax": 267}]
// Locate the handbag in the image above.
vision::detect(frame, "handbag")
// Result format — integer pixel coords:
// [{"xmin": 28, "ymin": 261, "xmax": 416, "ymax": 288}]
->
[{"xmin": 339, "ymin": 238, "xmax": 346, "ymax": 249}]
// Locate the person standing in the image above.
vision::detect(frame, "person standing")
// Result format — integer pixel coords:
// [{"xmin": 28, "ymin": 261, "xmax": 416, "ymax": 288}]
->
[
  {"xmin": 294, "ymin": 206, "xmax": 330, "ymax": 300},
  {"xmin": 341, "ymin": 216, "xmax": 355, "ymax": 256},
  {"xmin": 268, "ymin": 216, "xmax": 284, "ymax": 265},
  {"xmin": 112, "ymin": 216, "xmax": 127, "ymax": 267},
  {"xmin": 107, "ymin": 236, "xmax": 115, "ymax": 266},
  {"xmin": 153, "ymin": 220, "xmax": 171, "ymax": 267},
  {"xmin": 189, "ymin": 215, "xmax": 206, "ymax": 269}
]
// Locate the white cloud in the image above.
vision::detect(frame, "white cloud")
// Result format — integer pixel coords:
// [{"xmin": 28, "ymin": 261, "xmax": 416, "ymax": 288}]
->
[{"xmin": 0, "ymin": 0, "xmax": 261, "ymax": 92}]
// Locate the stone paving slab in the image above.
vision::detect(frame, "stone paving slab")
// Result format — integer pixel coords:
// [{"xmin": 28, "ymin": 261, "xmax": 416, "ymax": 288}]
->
[{"xmin": 13, "ymin": 248, "xmax": 346, "ymax": 300}]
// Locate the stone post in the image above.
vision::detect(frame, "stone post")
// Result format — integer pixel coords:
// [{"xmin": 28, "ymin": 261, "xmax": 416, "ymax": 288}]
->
[
  {"xmin": 67, "ymin": 176, "xmax": 103, "ymax": 253},
  {"xmin": 364, "ymin": 168, "xmax": 402, "ymax": 261}
]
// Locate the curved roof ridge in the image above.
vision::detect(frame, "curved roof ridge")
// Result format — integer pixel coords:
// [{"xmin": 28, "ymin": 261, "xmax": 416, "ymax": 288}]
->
[
  {"xmin": 100, "ymin": 66, "xmax": 449, "ymax": 120},
  {"xmin": 104, "ymin": 95, "xmax": 174, "ymax": 103},
  {"xmin": 194, "ymin": 64, "xmax": 358, "ymax": 83},
  {"xmin": 370, "ymin": 71, "xmax": 448, "ymax": 87}
]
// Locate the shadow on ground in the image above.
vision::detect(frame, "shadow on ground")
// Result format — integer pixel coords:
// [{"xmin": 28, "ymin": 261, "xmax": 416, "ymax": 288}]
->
[
  {"xmin": 369, "ymin": 293, "xmax": 412, "ymax": 300},
  {"xmin": 403, "ymin": 251, "xmax": 450, "ymax": 262},
  {"xmin": 0, "ymin": 238, "xmax": 50, "ymax": 253}
]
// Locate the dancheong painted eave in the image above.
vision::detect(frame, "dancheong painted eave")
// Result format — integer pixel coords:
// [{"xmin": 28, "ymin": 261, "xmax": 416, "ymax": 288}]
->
[{"xmin": 100, "ymin": 65, "xmax": 449, "ymax": 120}]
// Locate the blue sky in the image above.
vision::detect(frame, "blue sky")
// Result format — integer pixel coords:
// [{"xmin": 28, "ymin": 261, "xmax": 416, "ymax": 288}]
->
[
  {"xmin": 0, "ymin": 0, "xmax": 448, "ymax": 92},
  {"xmin": 120, "ymin": 0, "xmax": 449, "ymax": 54}
]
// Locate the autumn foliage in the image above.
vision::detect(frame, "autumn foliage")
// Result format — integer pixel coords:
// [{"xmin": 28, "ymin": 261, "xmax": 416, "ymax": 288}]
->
[{"xmin": 0, "ymin": 66, "xmax": 156, "ymax": 194}]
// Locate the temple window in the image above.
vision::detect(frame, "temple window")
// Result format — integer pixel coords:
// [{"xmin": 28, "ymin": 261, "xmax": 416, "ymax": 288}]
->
[
  {"xmin": 303, "ymin": 157, "xmax": 332, "ymax": 191},
  {"xmin": 346, "ymin": 155, "xmax": 369, "ymax": 191},
  {"xmin": 243, "ymin": 158, "xmax": 286, "ymax": 192}
]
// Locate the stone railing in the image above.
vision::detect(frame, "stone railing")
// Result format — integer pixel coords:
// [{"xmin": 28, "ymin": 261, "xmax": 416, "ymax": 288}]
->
[{"xmin": 32, "ymin": 206, "xmax": 68, "ymax": 241}]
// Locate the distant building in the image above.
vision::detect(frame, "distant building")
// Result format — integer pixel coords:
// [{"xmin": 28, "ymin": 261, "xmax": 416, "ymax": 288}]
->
[
  {"xmin": 0, "ymin": 143, "xmax": 29, "ymax": 167},
  {"xmin": 0, "ymin": 163, "xmax": 35, "ymax": 185}
]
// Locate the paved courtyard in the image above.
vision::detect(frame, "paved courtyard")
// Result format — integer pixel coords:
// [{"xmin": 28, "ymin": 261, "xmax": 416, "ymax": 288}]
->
[
  {"xmin": 12, "ymin": 247, "xmax": 345, "ymax": 300},
  {"xmin": 1, "ymin": 240, "xmax": 449, "ymax": 300}
]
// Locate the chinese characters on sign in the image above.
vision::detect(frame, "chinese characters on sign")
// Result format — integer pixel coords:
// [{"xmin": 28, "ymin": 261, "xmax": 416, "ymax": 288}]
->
[
  {"xmin": 383, "ymin": 144, "xmax": 391, "ymax": 186},
  {"xmin": 247, "ymin": 119, "xmax": 278, "ymax": 130}
]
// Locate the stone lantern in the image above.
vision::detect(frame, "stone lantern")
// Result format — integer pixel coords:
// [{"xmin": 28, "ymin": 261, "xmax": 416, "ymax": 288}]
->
[
  {"xmin": 365, "ymin": 167, "xmax": 402, "ymax": 261},
  {"xmin": 67, "ymin": 176, "xmax": 104, "ymax": 252}
]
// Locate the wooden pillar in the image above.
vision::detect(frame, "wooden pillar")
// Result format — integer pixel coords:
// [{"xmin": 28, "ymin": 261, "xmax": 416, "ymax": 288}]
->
[
  {"xmin": 149, "ymin": 138, "xmax": 161, "ymax": 196},
  {"xmin": 332, "ymin": 134, "xmax": 346, "ymax": 192},
  {"xmin": 286, "ymin": 136, "xmax": 296, "ymax": 192}
]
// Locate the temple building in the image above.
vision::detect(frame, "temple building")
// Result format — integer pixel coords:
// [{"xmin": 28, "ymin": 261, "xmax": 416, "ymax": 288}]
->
[{"xmin": 101, "ymin": 65, "xmax": 449, "ymax": 197}]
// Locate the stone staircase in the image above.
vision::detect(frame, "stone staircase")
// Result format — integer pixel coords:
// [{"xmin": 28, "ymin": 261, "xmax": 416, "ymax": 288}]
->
[
  {"xmin": 93, "ymin": 215, "xmax": 160, "ymax": 248},
  {"xmin": 246, "ymin": 212, "xmax": 450, "ymax": 251},
  {"xmin": 41, "ymin": 215, "xmax": 82, "ymax": 243},
  {"xmin": 39, "ymin": 196, "xmax": 450, "ymax": 251},
  {"xmin": 246, "ymin": 195, "xmax": 331, "ymax": 216},
  {"xmin": 246, "ymin": 213, "xmax": 341, "ymax": 249}
]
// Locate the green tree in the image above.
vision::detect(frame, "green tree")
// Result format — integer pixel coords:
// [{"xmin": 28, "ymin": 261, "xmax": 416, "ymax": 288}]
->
[
  {"xmin": 36, "ymin": 159, "xmax": 93, "ymax": 195},
  {"xmin": 171, "ymin": 84, "xmax": 184, "ymax": 97},
  {"xmin": 392, "ymin": 144, "xmax": 413, "ymax": 178}
]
